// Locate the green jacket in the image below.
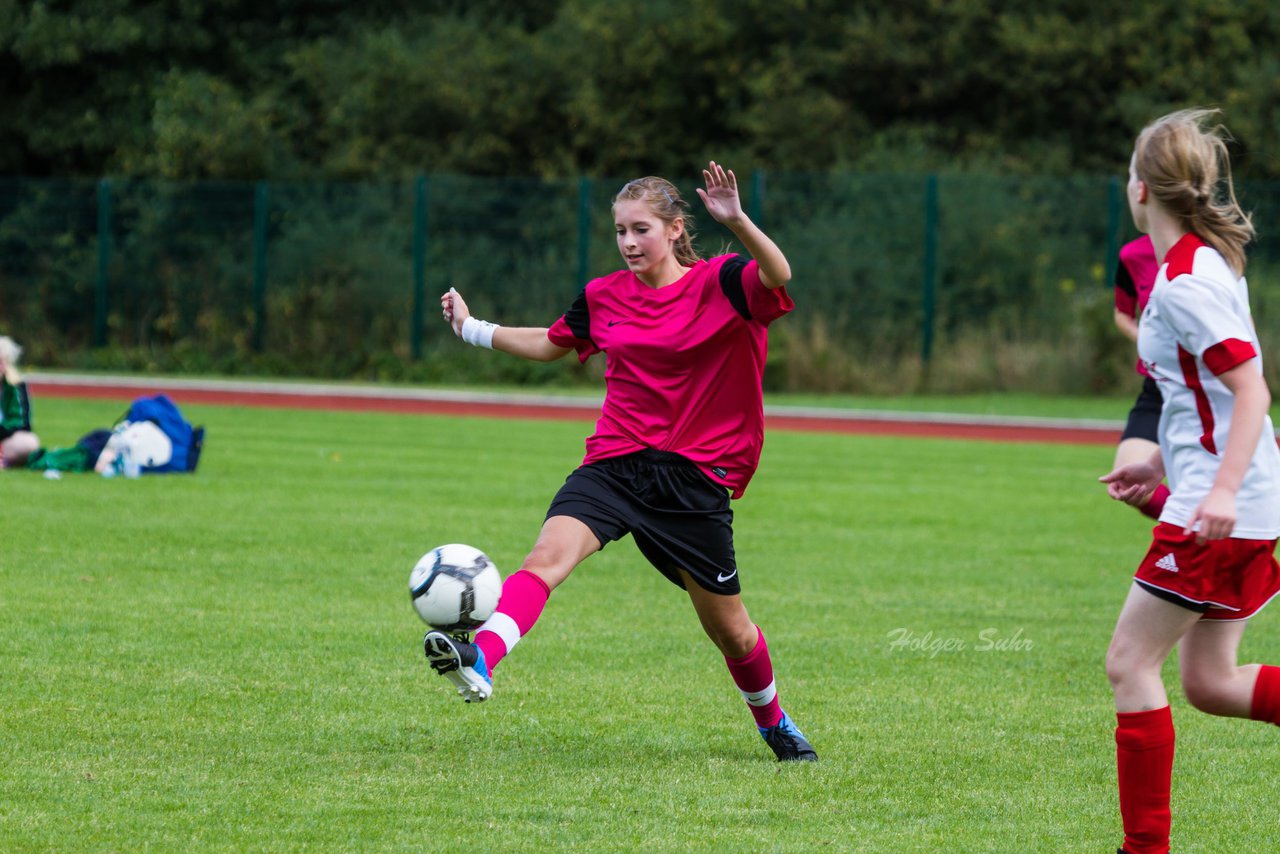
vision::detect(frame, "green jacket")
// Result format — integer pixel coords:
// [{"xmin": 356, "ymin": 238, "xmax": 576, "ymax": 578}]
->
[{"xmin": 0, "ymin": 377, "xmax": 32, "ymax": 439}]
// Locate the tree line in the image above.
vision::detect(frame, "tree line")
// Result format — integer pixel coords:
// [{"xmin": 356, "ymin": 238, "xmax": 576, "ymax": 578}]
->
[{"xmin": 3, "ymin": 0, "xmax": 1278, "ymax": 183}]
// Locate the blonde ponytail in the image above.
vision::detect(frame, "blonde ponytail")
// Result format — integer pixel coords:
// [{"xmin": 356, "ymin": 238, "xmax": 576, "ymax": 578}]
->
[{"xmin": 1134, "ymin": 108, "xmax": 1254, "ymax": 276}]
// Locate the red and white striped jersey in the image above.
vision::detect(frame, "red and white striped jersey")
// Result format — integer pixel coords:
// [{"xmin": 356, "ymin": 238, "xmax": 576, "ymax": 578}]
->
[{"xmin": 1138, "ymin": 233, "xmax": 1280, "ymax": 538}]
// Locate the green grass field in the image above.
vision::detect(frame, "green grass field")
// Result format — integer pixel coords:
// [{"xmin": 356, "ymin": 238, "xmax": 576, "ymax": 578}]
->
[{"xmin": 4, "ymin": 397, "xmax": 1279, "ymax": 852}]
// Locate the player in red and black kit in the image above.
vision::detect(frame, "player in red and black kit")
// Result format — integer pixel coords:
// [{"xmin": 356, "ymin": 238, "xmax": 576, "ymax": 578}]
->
[
  {"xmin": 1112, "ymin": 235, "xmax": 1170, "ymax": 519},
  {"xmin": 423, "ymin": 162, "xmax": 816, "ymax": 762}
]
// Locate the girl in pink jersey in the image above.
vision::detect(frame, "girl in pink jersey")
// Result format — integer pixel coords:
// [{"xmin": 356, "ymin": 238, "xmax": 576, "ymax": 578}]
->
[
  {"xmin": 423, "ymin": 162, "xmax": 816, "ymax": 761},
  {"xmin": 1111, "ymin": 235, "xmax": 1170, "ymax": 519},
  {"xmin": 1099, "ymin": 109, "xmax": 1280, "ymax": 853}
]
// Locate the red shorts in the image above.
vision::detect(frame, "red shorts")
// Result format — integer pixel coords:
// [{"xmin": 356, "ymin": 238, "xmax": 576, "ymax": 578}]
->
[{"xmin": 1134, "ymin": 522, "xmax": 1280, "ymax": 621}]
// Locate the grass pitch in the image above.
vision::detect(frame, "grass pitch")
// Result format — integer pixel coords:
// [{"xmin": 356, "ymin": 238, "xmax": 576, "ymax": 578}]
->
[{"xmin": 3, "ymin": 397, "xmax": 1278, "ymax": 852}]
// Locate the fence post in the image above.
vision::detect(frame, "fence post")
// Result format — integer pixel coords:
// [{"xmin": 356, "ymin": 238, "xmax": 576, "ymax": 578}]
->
[
  {"xmin": 252, "ymin": 181, "xmax": 269, "ymax": 353},
  {"xmin": 576, "ymin": 177, "xmax": 592, "ymax": 290},
  {"xmin": 1105, "ymin": 175, "xmax": 1122, "ymax": 287},
  {"xmin": 95, "ymin": 179, "xmax": 111, "ymax": 347},
  {"xmin": 921, "ymin": 174, "xmax": 939, "ymax": 368},
  {"xmin": 749, "ymin": 169, "xmax": 765, "ymax": 226},
  {"xmin": 412, "ymin": 175, "xmax": 428, "ymax": 359}
]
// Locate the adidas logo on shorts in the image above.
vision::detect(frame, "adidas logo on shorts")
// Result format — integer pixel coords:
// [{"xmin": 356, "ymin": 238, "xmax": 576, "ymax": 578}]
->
[{"xmin": 1155, "ymin": 553, "xmax": 1180, "ymax": 573}]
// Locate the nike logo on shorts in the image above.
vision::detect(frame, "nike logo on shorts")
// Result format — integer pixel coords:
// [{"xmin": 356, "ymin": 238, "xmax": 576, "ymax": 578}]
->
[{"xmin": 717, "ymin": 569, "xmax": 738, "ymax": 583}]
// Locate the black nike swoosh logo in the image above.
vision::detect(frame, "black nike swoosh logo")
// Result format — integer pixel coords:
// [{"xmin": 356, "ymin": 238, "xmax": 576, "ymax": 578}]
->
[{"xmin": 608, "ymin": 319, "xmax": 633, "ymax": 327}]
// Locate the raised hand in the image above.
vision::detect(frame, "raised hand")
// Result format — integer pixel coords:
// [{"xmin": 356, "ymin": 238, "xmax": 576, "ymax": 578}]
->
[
  {"xmin": 696, "ymin": 161, "xmax": 745, "ymax": 226},
  {"xmin": 440, "ymin": 287, "xmax": 471, "ymax": 338}
]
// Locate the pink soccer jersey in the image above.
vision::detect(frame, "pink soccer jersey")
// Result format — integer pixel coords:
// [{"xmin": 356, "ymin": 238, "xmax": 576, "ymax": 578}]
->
[
  {"xmin": 547, "ymin": 254, "xmax": 793, "ymax": 498},
  {"xmin": 1115, "ymin": 236, "xmax": 1159, "ymax": 318},
  {"xmin": 1115, "ymin": 235, "xmax": 1159, "ymax": 377},
  {"xmin": 1137, "ymin": 234, "xmax": 1280, "ymax": 538}
]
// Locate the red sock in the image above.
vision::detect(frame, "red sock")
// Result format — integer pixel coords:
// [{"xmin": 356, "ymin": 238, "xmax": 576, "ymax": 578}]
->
[
  {"xmin": 1115, "ymin": 706, "xmax": 1174, "ymax": 854},
  {"xmin": 473, "ymin": 570, "xmax": 550, "ymax": 673},
  {"xmin": 1250, "ymin": 664, "xmax": 1280, "ymax": 725},
  {"xmin": 725, "ymin": 627, "xmax": 783, "ymax": 729},
  {"xmin": 1139, "ymin": 484, "xmax": 1170, "ymax": 520}
]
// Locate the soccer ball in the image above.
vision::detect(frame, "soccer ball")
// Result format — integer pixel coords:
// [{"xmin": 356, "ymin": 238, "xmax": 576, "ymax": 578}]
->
[{"xmin": 409, "ymin": 543, "xmax": 502, "ymax": 632}]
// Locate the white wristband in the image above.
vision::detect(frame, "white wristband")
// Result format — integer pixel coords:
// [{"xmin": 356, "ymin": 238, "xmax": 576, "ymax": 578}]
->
[{"xmin": 461, "ymin": 316, "xmax": 499, "ymax": 349}]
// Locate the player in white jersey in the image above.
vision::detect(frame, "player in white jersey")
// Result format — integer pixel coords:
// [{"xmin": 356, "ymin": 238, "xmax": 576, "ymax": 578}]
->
[{"xmin": 1098, "ymin": 109, "xmax": 1280, "ymax": 854}]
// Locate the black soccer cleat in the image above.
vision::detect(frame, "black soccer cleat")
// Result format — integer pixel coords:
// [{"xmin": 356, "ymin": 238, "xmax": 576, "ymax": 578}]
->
[
  {"xmin": 423, "ymin": 630, "xmax": 492, "ymax": 702},
  {"xmin": 759, "ymin": 711, "xmax": 818, "ymax": 762}
]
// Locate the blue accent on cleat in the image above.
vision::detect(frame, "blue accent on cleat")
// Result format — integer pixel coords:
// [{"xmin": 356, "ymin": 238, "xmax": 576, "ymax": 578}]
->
[
  {"xmin": 759, "ymin": 711, "xmax": 817, "ymax": 761},
  {"xmin": 424, "ymin": 630, "xmax": 493, "ymax": 703}
]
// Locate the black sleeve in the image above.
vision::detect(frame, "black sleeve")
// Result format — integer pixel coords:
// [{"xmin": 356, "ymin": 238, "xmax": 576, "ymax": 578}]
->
[
  {"xmin": 1114, "ymin": 259, "xmax": 1137, "ymax": 299},
  {"xmin": 718, "ymin": 255, "xmax": 753, "ymax": 321},
  {"xmin": 562, "ymin": 289, "xmax": 593, "ymax": 343}
]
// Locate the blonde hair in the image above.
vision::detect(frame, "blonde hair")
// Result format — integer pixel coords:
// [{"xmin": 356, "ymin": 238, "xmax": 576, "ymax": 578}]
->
[
  {"xmin": 0, "ymin": 335, "xmax": 21, "ymax": 384},
  {"xmin": 0, "ymin": 336, "xmax": 20, "ymax": 367},
  {"xmin": 613, "ymin": 176, "xmax": 700, "ymax": 266},
  {"xmin": 1134, "ymin": 108, "xmax": 1255, "ymax": 276}
]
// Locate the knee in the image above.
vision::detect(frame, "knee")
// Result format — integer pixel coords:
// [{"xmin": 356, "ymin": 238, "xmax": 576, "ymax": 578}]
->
[
  {"xmin": 1182, "ymin": 673, "xmax": 1234, "ymax": 715},
  {"xmin": 1105, "ymin": 644, "xmax": 1127, "ymax": 690},
  {"xmin": 1105, "ymin": 640, "xmax": 1147, "ymax": 692},
  {"xmin": 711, "ymin": 621, "xmax": 760, "ymax": 660},
  {"xmin": 1, "ymin": 431, "xmax": 39, "ymax": 467},
  {"xmin": 518, "ymin": 547, "xmax": 573, "ymax": 591}
]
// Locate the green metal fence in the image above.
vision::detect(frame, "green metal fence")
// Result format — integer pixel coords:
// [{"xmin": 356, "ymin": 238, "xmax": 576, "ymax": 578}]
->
[{"xmin": 2, "ymin": 173, "xmax": 1278, "ymax": 391}]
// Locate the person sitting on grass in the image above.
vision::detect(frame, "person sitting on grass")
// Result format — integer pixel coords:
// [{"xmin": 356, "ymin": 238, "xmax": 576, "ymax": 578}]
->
[{"xmin": 0, "ymin": 336, "xmax": 39, "ymax": 468}]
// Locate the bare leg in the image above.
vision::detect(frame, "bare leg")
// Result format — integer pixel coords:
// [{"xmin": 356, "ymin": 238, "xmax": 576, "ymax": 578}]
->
[
  {"xmin": 518, "ymin": 514, "xmax": 604, "ymax": 591},
  {"xmin": 680, "ymin": 568, "xmax": 757, "ymax": 658},
  {"xmin": 1106, "ymin": 582, "xmax": 1203, "ymax": 712},
  {"xmin": 1178, "ymin": 619, "xmax": 1258, "ymax": 718},
  {"xmin": 1107, "ymin": 583, "xmax": 1199, "ymax": 854}
]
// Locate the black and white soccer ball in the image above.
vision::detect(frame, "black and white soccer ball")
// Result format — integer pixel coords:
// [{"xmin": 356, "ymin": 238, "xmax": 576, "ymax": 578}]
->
[{"xmin": 409, "ymin": 543, "xmax": 502, "ymax": 632}]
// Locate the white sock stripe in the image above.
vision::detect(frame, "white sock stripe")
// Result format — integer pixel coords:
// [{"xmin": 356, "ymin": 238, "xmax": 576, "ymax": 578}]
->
[
  {"xmin": 477, "ymin": 612, "xmax": 521, "ymax": 654},
  {"xmin": 739, "ymin": 681, "xmax": 777, "ymax": 707}
]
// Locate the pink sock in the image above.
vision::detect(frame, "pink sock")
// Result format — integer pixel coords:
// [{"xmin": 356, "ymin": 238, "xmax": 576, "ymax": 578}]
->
[
  {"xmin": 1140, "ymin": 484, "xmax": 1170, "ymax": 520},
  {"xmin": 474, "ymin": 570, "xmax": 550, "ymax": 673},
  {"xmin": 725, "ymin": 626, "xmax": 784, "ymax": 729},
  {"xmin": 1250, "ymin": 664, "xmax": 1280, "ymax": 725}
]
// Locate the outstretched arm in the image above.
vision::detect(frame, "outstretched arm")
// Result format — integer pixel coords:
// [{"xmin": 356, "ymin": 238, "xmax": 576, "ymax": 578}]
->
[
  {"xmin": 441, "ymin": 288, "xmax": 571, "ymax": 362},
  {"xmin": 696, "ymin": 161, "xmax": 791, "ymax": 290}
]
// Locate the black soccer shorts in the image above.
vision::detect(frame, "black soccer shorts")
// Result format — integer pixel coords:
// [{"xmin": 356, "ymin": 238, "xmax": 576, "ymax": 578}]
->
[
  {"xmin": 545, "ymin": 449, "xmax": 741, "ymax": 595},
  {"xmin": 1121, "ymin": 376, "xmax": 1163, "ymax": 443}
]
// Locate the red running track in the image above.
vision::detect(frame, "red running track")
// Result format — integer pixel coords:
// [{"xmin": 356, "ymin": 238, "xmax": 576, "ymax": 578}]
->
[{"xmin": 28, "ymin": 378, "xmax": 1121, "ymax": 446}]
